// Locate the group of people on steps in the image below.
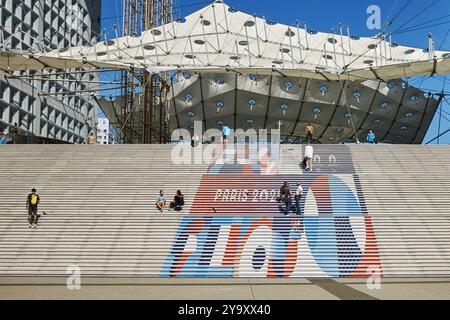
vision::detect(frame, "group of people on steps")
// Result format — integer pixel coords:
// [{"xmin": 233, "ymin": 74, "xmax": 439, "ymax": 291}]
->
[{"xmin": 22, "ymin": 124, "xmax": 379, "ymax": 226}]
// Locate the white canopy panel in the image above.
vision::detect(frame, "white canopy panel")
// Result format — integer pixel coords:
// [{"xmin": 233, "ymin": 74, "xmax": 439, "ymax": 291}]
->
[
  {"xmin": 170, "ymin": 72, "xmax": 440, "ymax": 144},
  {"xmin": 96, "ymin": 70, "xmax": 439, "ymax": 144},
  {"xmin": 1, "ymin": 1, "xmax": 450, "ymax": 81}
]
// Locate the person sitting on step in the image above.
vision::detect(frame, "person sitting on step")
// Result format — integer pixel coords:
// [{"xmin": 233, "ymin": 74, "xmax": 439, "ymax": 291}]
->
[
  {"xmin": 205, "ymin": 136, "xmax": 216, "ymax": 144},
  {"xmin": 155, "ymin": 190, "xmax": 167, "ymax": 212},
  {"xmin": 169, "ymin": 190, "xmax": 185, "ymax": 212}
]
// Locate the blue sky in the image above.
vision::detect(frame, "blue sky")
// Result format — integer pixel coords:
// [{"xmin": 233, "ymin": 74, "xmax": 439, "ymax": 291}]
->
[{"xmin": 100, "ymin": 0, "xmax": 450, "ymax": 144}]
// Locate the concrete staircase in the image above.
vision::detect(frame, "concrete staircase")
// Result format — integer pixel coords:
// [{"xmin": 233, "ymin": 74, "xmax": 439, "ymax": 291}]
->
[
  {"xmin": 0, "ymin": 145, "xmax": 207, "ymax": 215},
  {"xmin": 0, "ymin": 144, "xmax": 449, "ymax": 277}
]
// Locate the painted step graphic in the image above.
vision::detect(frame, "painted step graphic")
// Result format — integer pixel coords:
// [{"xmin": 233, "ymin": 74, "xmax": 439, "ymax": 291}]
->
[
  {"xmin": 162, "ymin": 144, "xmax": 381, "ymax": 278},
  {"xmin": 161, "ymin": 215, "xmax": 381, "ymax": 278},
  {"xmin": 206, "ymin": 144, "xmax": 357, "ymax": 175},
  {"xmin": 190, "ymin": 174, "xmax": 367, "ymax": 216}
]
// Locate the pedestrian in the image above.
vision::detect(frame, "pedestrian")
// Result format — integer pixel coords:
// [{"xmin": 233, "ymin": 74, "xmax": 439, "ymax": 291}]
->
[
  {"xmin": 295, "ymin": 182, "xmax": 303, "ymax": 215},
  {"xmin": 191, "ymin": 134, "xmax": 200, "ymax": 147},
  {"xmin": 278, "ymin": 181, "xmax": 290, "ymax": 203},
  {"xmin": 284, "ymin": 187, "xmax": 292, "ymax": 215},
  {"xmin": 88, "ymin": 132, "xmax": 96, "ymax": 144},
  {"xmin": 0, "ymin": 129, "xmax": 5, "ymax": 144},
  {"xmin": 205, "ymin": 136, "xmax": 216, "ymax": 144},
  {"xmin": 305, "ymin": 123, "xmax": 314, "ymax": 144},
  {"xmin": 169, "ymin": 190, "xmax": 185, "ymax": 211},
  {"xmin": 304, "ymin": 143, "xmax": 314, "ymax": 172},
  {"xmin": 367, "ymin": 130, "xmax": 376, "ymax": 144},
  {"xmin": 222, "ymin": 124, "xmax": 231, "ymax": 146},
  {"xmin": 26, "ymin": 188, "xmax": 40, "ymax": 229},
  {"xmin": 155, "ymin": 190, "xmax": 167, "ymax": 212},
  {"xmin": 10, "ymin": 122, "xmax": 20, "ymax": 144}
]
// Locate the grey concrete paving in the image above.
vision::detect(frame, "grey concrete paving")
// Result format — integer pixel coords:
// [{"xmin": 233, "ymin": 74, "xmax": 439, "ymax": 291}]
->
[
  {"xmin": 345, "ymin": 282, "xmax": 450, "ymax": 300},
  {"xmin": 0, "ymin": 277, "xmax": 449, "ymax": 300},
  {"xmin": 307, "ymin": 278, "xmax": 378, "ymax": 300}
]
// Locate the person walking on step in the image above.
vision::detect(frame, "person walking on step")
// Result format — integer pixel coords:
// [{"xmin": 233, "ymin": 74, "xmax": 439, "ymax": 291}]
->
[
  {"xmin": 169, "ymin": 190, "xmax": 185, "ymax": 212},
  {"xmin": 304, "ymin": 143, "xmax": 314, "ymax": 172},
  {"xmin": 295, "ymin": 182, "xmax": 303, "ymax": 215},
  {"xmin": 88, "ymin": 132, "xmax": 96, "ymax": 144},
  {"xmin": 278, "ymin": 181, "xmax": 290, "ymax": 203},
  {"xmin": 26, "ymin": 188, "xmax": 40, "ymax": 229},
  {"xmin": 204, "ymin": 136, "xmax": 216, "ymax": 144},
  {"xmin": 284, "ymin": 187, "xmax": 293, "ymax": 215},
  {"xmin": 305, "ymin": 123, "xmax": 315, "ymax": 144},
  {"xmin": 367, "ymin": 130, "xmax": 376, "ymax": 144},
  {"xmin": 222, "ymin": 124, "xmax": 231, "ymax": 146},
  {"xmin": 10, "ymin": 122, "xmax": 20, "ymax": 144},
  {"xmin": 155, "ymin": 190, "xmax": 167, "ymax": 212}
]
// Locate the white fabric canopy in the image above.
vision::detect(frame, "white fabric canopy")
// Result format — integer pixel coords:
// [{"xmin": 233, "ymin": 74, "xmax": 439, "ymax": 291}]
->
[
  {"xmin": 96, "ymin": 71, "xmax": 439, "ymax": 144},
  {"xmin": 1, "ymin": 0, "xmax": 450, "ymax": 81}
]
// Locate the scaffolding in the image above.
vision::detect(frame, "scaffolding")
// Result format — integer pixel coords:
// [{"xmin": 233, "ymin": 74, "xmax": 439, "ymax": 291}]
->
[{"xmin": 119, "ymin": 0, "xmax": 173, "ymax": 144}]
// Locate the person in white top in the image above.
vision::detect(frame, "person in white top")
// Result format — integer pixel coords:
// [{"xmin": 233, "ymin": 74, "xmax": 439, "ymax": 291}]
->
[
  {"xmin": 304, "ymin": 143, "xmax": 314, "ymax": 172},
  {"xmin": 191, "ymin": 135, "xmax": 200, "ymax": 147},
  {"xmin": 295, "ymin": 182, "xmax": 303, "ymax": 215}
]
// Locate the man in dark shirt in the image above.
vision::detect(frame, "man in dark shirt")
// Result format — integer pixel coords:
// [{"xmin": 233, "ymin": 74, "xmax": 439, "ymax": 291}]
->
[
  {"xmin": 279, "ymin": 182, "xmax": 289, "ymax": 203},
  {"xmin": 284, "ymin": 188, "xmax": 292, "ymax": 215}
]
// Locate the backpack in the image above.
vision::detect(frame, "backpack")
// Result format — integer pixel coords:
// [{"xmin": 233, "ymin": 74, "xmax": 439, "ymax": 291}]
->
[
  {"xmin": 302, "ymin": 157, "xmax": 308, "ymax": 169},
  {"xmin": 30, "ymin": 194, "xmax": 38, "ymax": 206}
]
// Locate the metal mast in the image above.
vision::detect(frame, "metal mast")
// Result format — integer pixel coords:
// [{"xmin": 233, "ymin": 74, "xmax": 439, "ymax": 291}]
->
[{"xmin": 120, "ymin": 0, "xmax": 173, "ymax": 144}]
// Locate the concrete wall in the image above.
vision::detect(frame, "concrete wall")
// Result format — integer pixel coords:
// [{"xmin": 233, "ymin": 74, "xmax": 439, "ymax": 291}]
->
[{"xmin": 0, "ymin": 0, "xmax": 102, "ymax": 143}]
